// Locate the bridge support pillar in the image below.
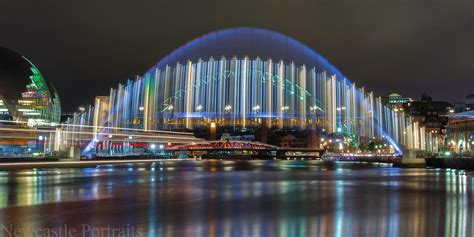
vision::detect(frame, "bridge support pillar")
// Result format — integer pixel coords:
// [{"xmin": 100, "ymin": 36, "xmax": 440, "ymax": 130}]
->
[
  {"xmin": 68, "ymin": 146, "xmax": 81, "ymax": 159},
  {"xmin": 399, "ymin": 148, "xmax": 426, "ymax": 168},
  {"xmin": 256, "ymin": 150, "xmax": 267, "ymax": 159},
  {"xmin": 276, "ymin": 150, "xmax": 286, "ymax": 160}
]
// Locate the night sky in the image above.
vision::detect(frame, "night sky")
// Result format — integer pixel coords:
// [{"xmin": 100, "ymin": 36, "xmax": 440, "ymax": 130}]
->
[{"xmin": 1, "ymin": 0, "xmax": 473, "ymax": 111}]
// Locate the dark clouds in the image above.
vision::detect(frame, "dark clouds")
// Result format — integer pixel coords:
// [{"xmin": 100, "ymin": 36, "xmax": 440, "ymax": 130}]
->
[{"xmin": 1, "ymin": 0, "xmax": 473, "ymax": 111}]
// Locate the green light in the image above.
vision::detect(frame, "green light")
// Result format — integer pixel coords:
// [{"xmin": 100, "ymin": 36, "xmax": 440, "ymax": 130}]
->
[
  {"xmin": 20, "ymin": 56, "xmax": 61, "ymax": 123},
  {"xmin": 22, "ymin": 56, "xmax": 48, "ymax": 95}
]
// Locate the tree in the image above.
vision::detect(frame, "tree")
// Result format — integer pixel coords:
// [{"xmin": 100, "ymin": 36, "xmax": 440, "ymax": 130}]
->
[
  {"xmin": 421, "ymin": 92, "xmax": 432, "ymax": 102},
  {"xmin": 368, "ymin": 141, "xmax": 376, "ymax": 152}
]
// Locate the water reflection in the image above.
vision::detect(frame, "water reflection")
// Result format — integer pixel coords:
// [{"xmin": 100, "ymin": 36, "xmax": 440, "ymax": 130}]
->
[{"xmin": 0, "ymin": 161, "xmax": 473, "ymax": 236}]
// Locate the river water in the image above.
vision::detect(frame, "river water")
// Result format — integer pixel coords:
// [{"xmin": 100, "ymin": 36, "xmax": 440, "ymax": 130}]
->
[{"xmin": 0, "ymin": 160, "xmax": 472, "ymax": 236}]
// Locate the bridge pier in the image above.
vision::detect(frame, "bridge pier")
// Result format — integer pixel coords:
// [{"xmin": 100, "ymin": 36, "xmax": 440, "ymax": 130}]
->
[
  {"xmin": 397, "ymin": 148, "xmax": 426, "ymax": 168},
  {"xmin": 256, "ymin": 150, "xmax": 267, "ymax": 159},
  {"xmin": 276, "ymin": 150, "xmax": 286, "ymax": 159}
]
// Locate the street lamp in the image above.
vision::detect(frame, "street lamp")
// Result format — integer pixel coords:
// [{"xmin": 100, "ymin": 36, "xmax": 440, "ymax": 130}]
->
[
  {"xmin": 252, "ymin": 105, "xmax": 261, "ymax": 112},
  {"xmin": 196, "ymin": 105, "xmax": 203, "ymax": 112},
  {"xmin": 224, "ymin": 105, "xmax": 233, "ymax": 130},
  {"xmin": 252, "ymin": 105, "xmax": 261, "ymax": 124},
  {"xmin": 139, "ymin": 106, "xmax": 145, "ymax": 128},
  {"xmin": 281, "ymin": 106, "xmax": 290, "ymax": 130},
  {"xmin": 309, "ymin": 105, "xmax": 320, "ymax": 113}
]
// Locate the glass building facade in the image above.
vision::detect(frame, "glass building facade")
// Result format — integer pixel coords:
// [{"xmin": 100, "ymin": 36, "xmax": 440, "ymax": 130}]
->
[{"xmin": 0, "ymin": 47, "xmax": 61, "ymax": 125}]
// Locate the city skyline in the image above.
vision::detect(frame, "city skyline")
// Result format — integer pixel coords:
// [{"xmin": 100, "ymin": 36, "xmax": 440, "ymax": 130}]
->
[
  {"xmin": 1, "ymin": 0, "xmax": 473, "ymax": 111},
  {"xmin": 1, "ymin": 2, "xmax": 474, "ymax": 236}
]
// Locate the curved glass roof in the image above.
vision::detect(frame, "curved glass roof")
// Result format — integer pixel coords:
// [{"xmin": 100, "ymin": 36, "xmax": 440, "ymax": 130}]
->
[
  {"xmin": 0, "ymin": 47, "xmax": 34, "ymax": 103},
  {"xmin": 153, "ymin": 27, "xmax": 345, "ymax": 78},
  {"xmin": 0, "ymin": 47, "xmax": 60, "ymax": 102},
  {"xmin": 0, "ymin": 46, "xmax": 61, "ymax": 123}
]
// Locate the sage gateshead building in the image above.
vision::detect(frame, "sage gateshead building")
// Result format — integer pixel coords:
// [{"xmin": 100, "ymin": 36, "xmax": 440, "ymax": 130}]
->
[
  {"xmin": 0, "ymin": 47, "xmax": 61, "ymax": 125},
  {"xmin": 0, "ymin": 47, "xmax": 61, "ymax": 157},
  {"xmin": 68, "ymin": 27, "xmax": 439, "ymax": 153}
]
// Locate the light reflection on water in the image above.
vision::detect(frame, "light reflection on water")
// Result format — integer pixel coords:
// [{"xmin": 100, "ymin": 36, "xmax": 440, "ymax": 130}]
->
[{"xmin": 0, "ymin": 160, "xmax": 472, "ymax": 236}]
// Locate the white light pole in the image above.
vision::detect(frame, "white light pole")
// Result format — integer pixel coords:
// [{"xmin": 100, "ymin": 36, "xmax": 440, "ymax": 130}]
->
[
  {"xmin": 224, "ymin": 105, "xmax": 233, "ymax": 130},
  {"xmin": 281, "ymin": 106, "xmax": 289, "ymax": 131}
]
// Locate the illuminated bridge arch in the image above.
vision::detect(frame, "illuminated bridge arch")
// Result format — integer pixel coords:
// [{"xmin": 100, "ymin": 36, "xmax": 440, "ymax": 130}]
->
[{"xmin": 69, "ymin": 27, "xmax": 439, "ymax": 154}]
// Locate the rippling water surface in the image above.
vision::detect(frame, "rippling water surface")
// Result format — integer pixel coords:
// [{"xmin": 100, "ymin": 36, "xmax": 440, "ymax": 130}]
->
[{"xmin": 0, "ymin": 160, "xmax": 472, "ymax": 236}]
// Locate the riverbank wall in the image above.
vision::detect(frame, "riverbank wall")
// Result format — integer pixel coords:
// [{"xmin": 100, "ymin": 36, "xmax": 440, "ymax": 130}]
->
[{"xmin": 425, "ymin": 158, "xmax": 474, "ymax": 170}]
